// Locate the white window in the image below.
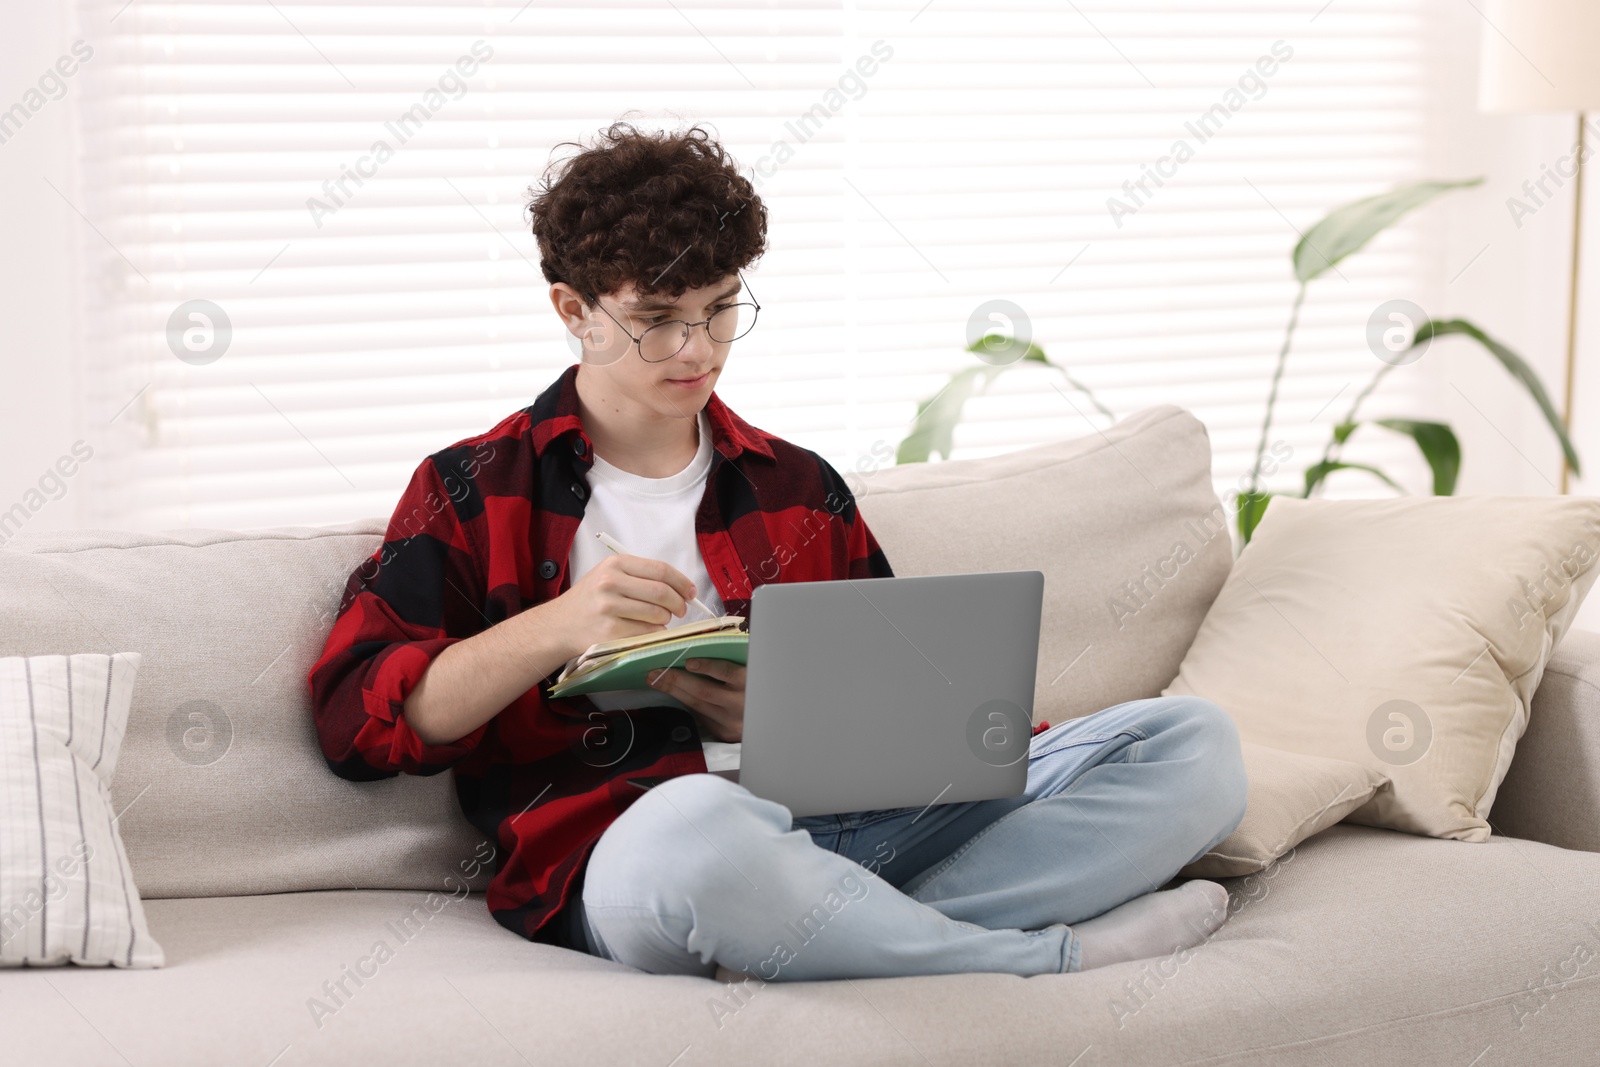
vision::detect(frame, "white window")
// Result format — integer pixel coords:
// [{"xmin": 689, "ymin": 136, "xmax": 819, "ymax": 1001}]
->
[{"xmin": 76, "ymin": 1, "xmax": 1441, "ymax": 530}]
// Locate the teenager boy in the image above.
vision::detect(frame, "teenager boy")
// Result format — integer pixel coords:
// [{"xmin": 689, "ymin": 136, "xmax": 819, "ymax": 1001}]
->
[{"xmin": 310, "ymin": 122, "xmax": 1249, "ymax": 981}]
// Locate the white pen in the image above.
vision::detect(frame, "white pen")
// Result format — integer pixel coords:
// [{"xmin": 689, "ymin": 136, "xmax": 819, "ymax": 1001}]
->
[{"xmin": 594, "ymin": 531, "xmax": 717, "ymax": 621}]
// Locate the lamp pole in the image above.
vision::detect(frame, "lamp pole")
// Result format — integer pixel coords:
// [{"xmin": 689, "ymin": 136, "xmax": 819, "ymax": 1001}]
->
[
  {"xmin": 1561, "ymin": 113, "xmax": 1587, "ymax": 495},
  {"xmin": 1479, "ymin": 0, "xmax": 1599, "ymax": 495}
]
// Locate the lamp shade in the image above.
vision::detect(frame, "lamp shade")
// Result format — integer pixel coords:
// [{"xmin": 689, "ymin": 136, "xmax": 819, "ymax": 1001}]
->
[{"xmin": 1479, "ymin": 0, "xmax": 1600, "ymax": 113}]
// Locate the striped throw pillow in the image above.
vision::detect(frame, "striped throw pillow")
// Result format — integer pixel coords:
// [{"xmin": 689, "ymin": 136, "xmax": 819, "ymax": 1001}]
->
[{"xmin": 0, "ymin": 653, "xmax": 163, "ymax": 967}]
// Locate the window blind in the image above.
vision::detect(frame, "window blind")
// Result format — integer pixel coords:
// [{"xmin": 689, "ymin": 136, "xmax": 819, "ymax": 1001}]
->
[{"xmin": 74, "ymin": 0, "xmax": 1442, "ymax": 530}]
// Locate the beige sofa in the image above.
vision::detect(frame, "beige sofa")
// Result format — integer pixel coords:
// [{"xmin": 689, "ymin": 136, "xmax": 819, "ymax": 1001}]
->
[{"xmin": 5, "ymin": 405, "xmax": 1600, "ymax": 1066}]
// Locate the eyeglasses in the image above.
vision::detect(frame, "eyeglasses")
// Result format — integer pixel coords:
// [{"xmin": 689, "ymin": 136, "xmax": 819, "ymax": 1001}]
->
[{"xmin": 584, "ymin": 271, "xmax": 761, "ymax": 363}]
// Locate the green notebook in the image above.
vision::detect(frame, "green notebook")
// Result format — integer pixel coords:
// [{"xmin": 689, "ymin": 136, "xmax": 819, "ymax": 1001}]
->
[{"xmin": 547, "ymin": 632, "xmax": 750, "ymax": 698}]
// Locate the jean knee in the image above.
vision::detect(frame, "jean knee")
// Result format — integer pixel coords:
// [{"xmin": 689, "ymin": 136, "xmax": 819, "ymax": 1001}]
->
[
  {"xmin": 587, "ymin": 773, "xmax": 778, "ymax": 906},
  {"xmin": 1163, "ymin": 695, "xmax": 1248, "ymax": 833}
]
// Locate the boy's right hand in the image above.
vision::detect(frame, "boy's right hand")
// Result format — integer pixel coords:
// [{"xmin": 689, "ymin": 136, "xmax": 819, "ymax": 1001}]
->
[{"xmin": 548, "ymin": 553, "xmax": 700, "ymax": 660}]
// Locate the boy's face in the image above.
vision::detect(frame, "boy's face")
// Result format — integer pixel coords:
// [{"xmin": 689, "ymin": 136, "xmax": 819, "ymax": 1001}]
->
[{"xmin": 556, "ymin": 273, "xmax": 745, "ymax": 418}]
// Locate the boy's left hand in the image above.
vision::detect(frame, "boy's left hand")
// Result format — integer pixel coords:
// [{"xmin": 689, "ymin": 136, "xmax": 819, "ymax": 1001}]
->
[{"xmin": 646, "ymin": 659, "xmax": 745, "ymax": 743}]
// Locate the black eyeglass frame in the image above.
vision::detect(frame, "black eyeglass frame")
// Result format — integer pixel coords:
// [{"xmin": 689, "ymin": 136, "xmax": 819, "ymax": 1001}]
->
[{"xmin": 581, "ymin": 271, "xmax": 761, "ymax": 363}]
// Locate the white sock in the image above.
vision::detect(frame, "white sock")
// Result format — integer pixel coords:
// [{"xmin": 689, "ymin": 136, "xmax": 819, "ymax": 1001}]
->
[{"xmin": 1072, "ymin": 880, "xmax": 1231, "ymax": 971}]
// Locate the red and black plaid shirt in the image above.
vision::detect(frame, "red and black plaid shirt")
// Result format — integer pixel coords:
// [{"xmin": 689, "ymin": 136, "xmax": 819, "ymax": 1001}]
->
[{"xmin": 309, "ymin": 363, "xmax": 895, "ymax": 947}]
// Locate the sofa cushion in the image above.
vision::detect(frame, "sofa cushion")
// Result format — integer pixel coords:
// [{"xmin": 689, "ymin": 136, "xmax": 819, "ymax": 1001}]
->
[
  {"xmin": 1165, "ymin": 494, "xmax": 1600, "ymax": 841},
  {"xmin": 0, "ymin": 525, "xmax": 488, "ymax": 900},
  {"xmin": 6, "ymin": 826, "xmax": 1597, "ymax": 1066},
  {"xmin": 861, "ymin": 405, "xmax": 1233, "ymax": 725}
]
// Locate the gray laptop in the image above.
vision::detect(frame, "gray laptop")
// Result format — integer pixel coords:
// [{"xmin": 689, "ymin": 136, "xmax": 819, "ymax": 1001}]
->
[{"xmin": 738, "ymin": 570, "xmax": 1045, "ymax": 818}]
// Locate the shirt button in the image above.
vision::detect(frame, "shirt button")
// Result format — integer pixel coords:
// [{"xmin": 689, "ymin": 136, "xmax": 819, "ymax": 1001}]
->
[
  {"xmin": 539, "ymin": 559, "xmax": 558, "ymax": 580},
  {"xmin": 571, "ymin": 481, "xmax": 588, "ymax": 501},
  {"xmin": 571, "ymin": 436, "xmax": 587, "ymax": 458},
  {"xmin": 670, "ymin": 725, "xmax": 692, "ymax": 743}
]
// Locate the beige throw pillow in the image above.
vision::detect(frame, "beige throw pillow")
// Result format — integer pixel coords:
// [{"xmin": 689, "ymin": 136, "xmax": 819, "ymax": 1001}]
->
[
  {"xmin": 1181, "ymin": 742, "xmax": 1389, "ymax": 877},
  {"xmin": 1164, "ymin": 495, "xmax": 1600, "ymax": 842}
]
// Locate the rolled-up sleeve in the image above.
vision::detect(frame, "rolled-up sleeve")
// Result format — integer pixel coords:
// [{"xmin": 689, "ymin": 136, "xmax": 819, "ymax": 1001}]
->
[{"xmin": 309, "ymin": 459, "xmax": 492, "ymax": 778}]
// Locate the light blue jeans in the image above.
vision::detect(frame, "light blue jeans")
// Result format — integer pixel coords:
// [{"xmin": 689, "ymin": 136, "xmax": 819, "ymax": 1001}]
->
[{"xmin": 574, "ymin": 695, "xmax": 1247, "ymax": 979}]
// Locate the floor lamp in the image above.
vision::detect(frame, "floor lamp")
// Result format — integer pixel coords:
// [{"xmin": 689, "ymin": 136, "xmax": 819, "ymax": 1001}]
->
[{"xmin": 1480, "ymin": 0, "xmax": 1600, "ymax": 494}]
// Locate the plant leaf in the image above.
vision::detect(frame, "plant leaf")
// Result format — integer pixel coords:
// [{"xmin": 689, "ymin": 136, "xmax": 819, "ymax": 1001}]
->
[
  {"xmin": 1302, "ymin": 460, "xmax": 1406, "ymax": 498},
  {"xmin": 1333, "ymin": 420, "xmax": 1358, "ymax": 446},
  {"xmin": 964, "ymin": 338, "xmax": 1050, "ymax": 366},
  {"xmin": 895, "ymin": 364, "xmax": 1007, "ymax": 464},
  {"xmin": 898, "ymin": 341, "xmax": 1118, "ymax": 464},
  {"xmin": 1236, "ymin": 491, "xmax": 1272, "ymax": 544},
  {"xmin": 1293, "ymin": 178, "xmax": 1484, "ymax": 284},
  {"xmin": 962, "ymin": 339, "xmax": 1118, "ymax": 421},
  {"xmin": 1372, "ymin": 418, "xmax": 1461, "ymax": 495},
  {"xmin": 1414, "ymin": 318, "xmax": 1581, "ymax": 476}
]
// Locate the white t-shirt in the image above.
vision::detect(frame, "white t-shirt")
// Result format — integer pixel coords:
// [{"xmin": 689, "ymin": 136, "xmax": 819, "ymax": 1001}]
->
[{"xmin": 567, "ymin": 410, "xmax": 741, "ymax": 772}]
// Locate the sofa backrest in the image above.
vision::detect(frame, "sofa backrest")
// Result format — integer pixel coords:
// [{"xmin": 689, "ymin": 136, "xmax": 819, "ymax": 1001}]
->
[
  {"xmin": 0, "ymin": 521, "xmax": 486, "ymax": 900},
  {"xmin": 0, "ymin": 404, "xmax": 1233, "ymax": 899}
]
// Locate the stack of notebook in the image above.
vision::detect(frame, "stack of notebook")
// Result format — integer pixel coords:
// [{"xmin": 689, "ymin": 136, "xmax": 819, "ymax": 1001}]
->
[{"xmin": 547, "ymin": 616, "xmax": 749, "ymax": 698}]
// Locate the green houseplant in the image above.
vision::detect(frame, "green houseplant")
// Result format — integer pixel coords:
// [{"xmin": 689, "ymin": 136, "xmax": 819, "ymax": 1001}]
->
[{"xmin": 895, "ymin": 179, "xmax": 1581, "ymax": 545}]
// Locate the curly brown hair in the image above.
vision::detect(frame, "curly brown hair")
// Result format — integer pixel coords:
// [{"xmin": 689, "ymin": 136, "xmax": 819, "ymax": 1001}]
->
[{"xmin": 527, "ymin": 121, "xmax": 768, "ymax": 303}]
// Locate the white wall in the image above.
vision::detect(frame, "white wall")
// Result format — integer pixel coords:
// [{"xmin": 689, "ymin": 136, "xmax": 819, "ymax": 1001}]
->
[
  {"xmin": 1427, "ymin": 4, "xmax": 1600, "ymax": 633},
  {"xmin": 0, "ymin": 2, "xmax": 86, "ymax": 536}
]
